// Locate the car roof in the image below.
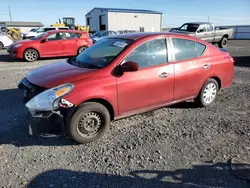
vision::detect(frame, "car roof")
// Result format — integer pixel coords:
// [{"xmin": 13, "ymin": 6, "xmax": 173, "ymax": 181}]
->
[
  {"xmin": 110, "ymin": 32, "xmax": 200, "ymax": 41},
  {"xmin": 46, "ymin": 29, "xmax": 85, "ymax": 33},
  {"xmin": 182, "ymin": 22, "xmax": 213, "ymax": 25}
]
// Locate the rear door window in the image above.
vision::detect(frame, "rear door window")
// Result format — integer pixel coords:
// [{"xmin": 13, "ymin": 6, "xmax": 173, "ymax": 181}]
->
[
  {"xmin": 172, "ymin": 38, "xmax": 197, "ymax": 61},
  {"xmin": 206, "ymin": 25, "xmax": 214, "ymax": 32},
  {"xmin": 47, "ymin": 32, "xmax": 63, "ymax": 41},
  {"xmin": 172, "ymin": 38, "xmax": 206, "ymax": 61},
  {"xmin": 64, "ymin": 32, "xmax": 81, "ymax": 39}
]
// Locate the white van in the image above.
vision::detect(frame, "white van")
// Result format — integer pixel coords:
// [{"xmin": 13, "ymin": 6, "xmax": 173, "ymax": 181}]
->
[{"xmin": 23, "ymin": 26, "xmax": 69, "ymax": 39}]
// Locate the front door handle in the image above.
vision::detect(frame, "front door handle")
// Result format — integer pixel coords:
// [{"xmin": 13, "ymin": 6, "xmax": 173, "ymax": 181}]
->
[
  {"xmin": 202, "ymin": 64, "xmax": 211, "ymax": 69},
  {"xmin": 159, "ymin": 72, "xmax": 170, "ymax": 78}
]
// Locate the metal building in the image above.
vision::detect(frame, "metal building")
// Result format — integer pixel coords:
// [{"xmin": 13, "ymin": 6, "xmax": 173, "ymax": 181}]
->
[{"xmin": 85, "ymin": 7, "xmax": 162, "ymax": 33}]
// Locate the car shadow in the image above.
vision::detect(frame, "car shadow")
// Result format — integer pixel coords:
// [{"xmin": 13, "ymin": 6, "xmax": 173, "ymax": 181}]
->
[
  {"xmin": 0, "ymin": 88, "xmax": 76, "ymax": 147},
  {"xmin": 169, "ymin": 101, "xmax": 199, "ymax": 109},
  {"xmin": 233, "ymin": 56, "xmax": 250, "ymax": 68},
  {"xmin": 27, "ymin": 162, "xmax": 249, "ymax": 188}
]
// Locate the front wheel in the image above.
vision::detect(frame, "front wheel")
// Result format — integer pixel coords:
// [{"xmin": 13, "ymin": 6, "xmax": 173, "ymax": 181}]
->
[
  {"xmin": 218, "ymin": 37, "xmax": 228, "ymax": 48},
  {"xmin": 67, "ymin": 102, "xmax": 110, "ymax": 144},
  {"xmin": 195, "ymin": 78, "xmax": 219, "ymax": 107},
  {"xmin": 24, "ymin": 48, "xmax": 39, "ymax": 62}
]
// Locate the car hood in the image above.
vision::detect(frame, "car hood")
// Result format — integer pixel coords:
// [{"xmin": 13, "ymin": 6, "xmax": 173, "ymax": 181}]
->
[
  {"xmin": 26, "ymin": 59, "xmax": 96, "ymax": 88},
  {"xmin": 13, "ymin": 39, "xmax": 33, "ymax": 45}
]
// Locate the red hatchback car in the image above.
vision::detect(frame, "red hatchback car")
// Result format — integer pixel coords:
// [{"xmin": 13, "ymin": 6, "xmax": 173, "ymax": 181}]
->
[
  {"xmin": 18, "ymin": 32, "xmax": 234, "ymax": 144},
  {"xmin": 8, "ymin": 30, "xmax": 92, "ymax": 62}
]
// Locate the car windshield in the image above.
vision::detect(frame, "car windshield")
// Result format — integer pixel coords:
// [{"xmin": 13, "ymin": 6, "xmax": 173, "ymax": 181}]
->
[
  {"xmin": 30, "ymin": 32, "xmax": 47, "ymax": 40},
  {"xmin": 73, "ymin": 38, "xmax": 133, "ymax": 68},
  {"xmin": 179, "ymin": 24, "xmax": 199, "ymax": 32},
  {"xmin": 30, "ymin": 28, "xmax": 38, "ymax": 32}
]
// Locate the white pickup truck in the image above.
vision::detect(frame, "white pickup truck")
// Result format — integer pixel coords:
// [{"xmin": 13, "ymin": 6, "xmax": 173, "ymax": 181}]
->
[{"xmin": 169, "ymin": 22, "xmax": 234, "ymax": 48}]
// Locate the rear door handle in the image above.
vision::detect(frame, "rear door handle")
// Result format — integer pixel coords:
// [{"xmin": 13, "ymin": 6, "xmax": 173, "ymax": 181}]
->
[
  {"xmin": 202, "ymin": 64, "xmax": 211, "ymax": 69},
  {"xmin": 159, "ymin": 72, "xmax": 170, "ymax": 78}
]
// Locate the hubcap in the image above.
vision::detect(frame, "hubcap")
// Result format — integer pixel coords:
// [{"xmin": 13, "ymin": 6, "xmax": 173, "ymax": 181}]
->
[
  {"xmin": 203, "ymin": 83, "xmax": 217, "ymax": 104},
  {"xmin": 25, "ymin": 50, "xmax": 37, "ymax": 61},
  {"xmin": 77, "ymin": 112, "xmax": 102, "ymax": 137}
]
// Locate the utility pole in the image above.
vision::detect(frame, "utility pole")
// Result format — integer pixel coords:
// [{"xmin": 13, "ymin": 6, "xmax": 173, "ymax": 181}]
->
[
  {"xmin": 8, "ymin": 6, "xmax": 12, "ymax": 21},
  {"xmin": 207, "ymin": 16, "xmax": 210, "ymax": 22}
]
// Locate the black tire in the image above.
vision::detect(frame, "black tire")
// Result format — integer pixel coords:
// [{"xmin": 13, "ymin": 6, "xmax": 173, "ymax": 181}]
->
[
  {"xmin": 0, "ymin": 42, "xmax": 4, "ymax": 49},
  {"xmin": 218, "ymin": 37, "xmax": 228, "ymax": 48},
  {"xmin": 67, "ymin": 102, "xmax": 110, "ymax": 144},
  {"xmin": 194, "ymin": 78, "xmax": 219, "ymax": 107},
  {"xmin": 77, "ymin": 46, "xmax": 87, "ymax": 55},
  {"xmin": 23, "ymin": 48, "xmax": 39, "ymax": 62}
]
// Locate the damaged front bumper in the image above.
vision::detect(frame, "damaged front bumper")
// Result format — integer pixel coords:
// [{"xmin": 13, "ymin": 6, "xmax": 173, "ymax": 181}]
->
[
  {"xmin": 27, "ymin": 103, "xmax": 75, "ymax": 137},
  {"xmin": 18, "ymin": 78, "xmax": 75, "ymax": 137}
]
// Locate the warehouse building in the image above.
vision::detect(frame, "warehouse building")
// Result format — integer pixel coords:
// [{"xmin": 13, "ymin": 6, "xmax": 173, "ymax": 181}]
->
[
  {"xmin": 0, "ymin": 21, "xmax": 44, "ymax": 34},
  {"xmin": 85, "ymin": 7, "xmax": 162, "ymax": 33}
]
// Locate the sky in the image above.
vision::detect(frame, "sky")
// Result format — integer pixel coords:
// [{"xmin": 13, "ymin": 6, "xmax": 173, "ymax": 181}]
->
[{"xmin": 0, "ymin": 0, "xmax": 250, "ymax": 27}]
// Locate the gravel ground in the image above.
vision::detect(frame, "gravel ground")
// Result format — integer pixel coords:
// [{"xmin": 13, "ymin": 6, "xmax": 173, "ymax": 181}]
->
[{"xmin": 0, "ymin": 40, "xmax": 250, "ymax": 188}]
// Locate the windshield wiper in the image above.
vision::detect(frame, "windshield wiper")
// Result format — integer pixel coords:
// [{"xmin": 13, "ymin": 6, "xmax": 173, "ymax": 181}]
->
[{"xmin": 69, "ymin": 57, "xmax": 101, "ymax": 69}]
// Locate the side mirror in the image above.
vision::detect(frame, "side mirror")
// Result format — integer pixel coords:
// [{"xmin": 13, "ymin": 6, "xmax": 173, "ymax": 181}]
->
[
  {"xmin": 41, "ymin": 38, "xmax": 48, "ymax": 43},
  {"xmin": 120, "ymin": 61, "xmax": 138, "ymax": 72},
  {"xmin": 198, "ymin": 29, "xmax": 204, "ymax": 33}
]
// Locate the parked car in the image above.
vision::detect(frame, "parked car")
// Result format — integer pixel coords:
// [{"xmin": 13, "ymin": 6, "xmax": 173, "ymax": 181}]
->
[
  {"xmin": 18, "ymin": 32, "xmax": 234, "ymax": 144},
  {"xmin": 169, "ymin": 22, "xmax": 234, "ymax": 48},
  {"xmin": 0, "ymin": 32, "xmax": 14, "ymax": 49},
  {"xmin": 118, "ymin": 30, "xmax": 139, "ymax": 34},
  {"xmin": 90, "ymin": 30, "xmax": 117, "ymax": 43},
  {"xmin": 8, "ymin": 30, "xmax": 92, "ymax": 62},
  {"xmin": 23, "ymin": 26, "xmax": 69, "ymax": 39}
]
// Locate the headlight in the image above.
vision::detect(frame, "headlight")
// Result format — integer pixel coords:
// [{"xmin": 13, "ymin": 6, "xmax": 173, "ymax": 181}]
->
[
  {"xmin": 25, "ymin": 83, "xmax": 74, "ymax": 111},
  {"xmin": 14, "ymin": 44, "xmax": 23, "ymax": 48}
]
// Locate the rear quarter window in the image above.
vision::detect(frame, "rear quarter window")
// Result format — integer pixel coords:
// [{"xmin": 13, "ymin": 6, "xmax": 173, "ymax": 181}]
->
[{"xmin": 195, "ymin": 42, "xmax": 206, "ymax": 56}]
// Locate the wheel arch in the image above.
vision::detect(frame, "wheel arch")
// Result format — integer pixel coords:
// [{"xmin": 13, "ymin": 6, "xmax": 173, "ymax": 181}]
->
[
  {"xmin": 80, "ymin": 98, "xmax": 115, "ymax": 121},
  {"xmin": 222, "ymin": 34, "xmax": 229, "ymax": 39},
  {"xmin": 196, "ymin": 76, "xmax": 222, "ymax": 98},
  {"xmin": 77, "ymin": 45, "xmax": 88, "ymax": 54}
]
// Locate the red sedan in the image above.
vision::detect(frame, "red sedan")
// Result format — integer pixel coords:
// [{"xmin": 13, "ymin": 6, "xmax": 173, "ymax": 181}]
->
[
  {"xmin": 18, "ymin": 32, "xmax": 234, "ymax": 143},
  {"xmin": 8, "ymin": 30, "xmax": 92, "ymax": 62}
]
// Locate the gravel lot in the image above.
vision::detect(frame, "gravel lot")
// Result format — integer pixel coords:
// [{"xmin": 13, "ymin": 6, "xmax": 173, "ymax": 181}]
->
[{"xmin": 0, "ymin": 40, "xmax": 250, "ymax": 188}]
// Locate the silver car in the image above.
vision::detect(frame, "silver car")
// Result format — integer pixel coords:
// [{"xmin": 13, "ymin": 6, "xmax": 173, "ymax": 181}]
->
[{"xmin": 90, "ymin": 30, "xmax": 117, "ymax": 43}]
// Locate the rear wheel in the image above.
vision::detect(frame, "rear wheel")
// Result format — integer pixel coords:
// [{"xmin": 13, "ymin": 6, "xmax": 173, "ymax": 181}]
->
[
  {"xmin": 77, "ymin": 46, "xmax": 87, "ymax": 55},
  {"xmin": 195, "ymin": 78, "xmax": 219, "ymax": 107},
  {"xmin": 67, "ymin": 102, "xmax": 110, "ymax": 144},
  {"xmin": 0, "ymin": 42, "xmax": 3, "ymax": 49},
  {"xmin": 24, "ymin": 48, "xmax": 38, "ymax": 62},
  {"xmin": 218, "ymin": 37, "xmax": 228, "ymax": 48}
]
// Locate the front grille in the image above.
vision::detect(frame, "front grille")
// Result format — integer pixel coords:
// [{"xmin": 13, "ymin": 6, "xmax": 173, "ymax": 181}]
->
[{"xmin": 18, "ymin": 78, "xmax": 46, "ymax": 102}]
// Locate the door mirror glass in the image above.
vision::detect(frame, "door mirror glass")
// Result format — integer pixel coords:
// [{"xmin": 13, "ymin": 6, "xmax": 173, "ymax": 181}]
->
[
  {"xmin": 198, "ymin": 29, "xmax": 205, "ymax": 33},
  {"xmin": 121, "ymin": 61, "xmax": 138, "ymax": 72}
]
